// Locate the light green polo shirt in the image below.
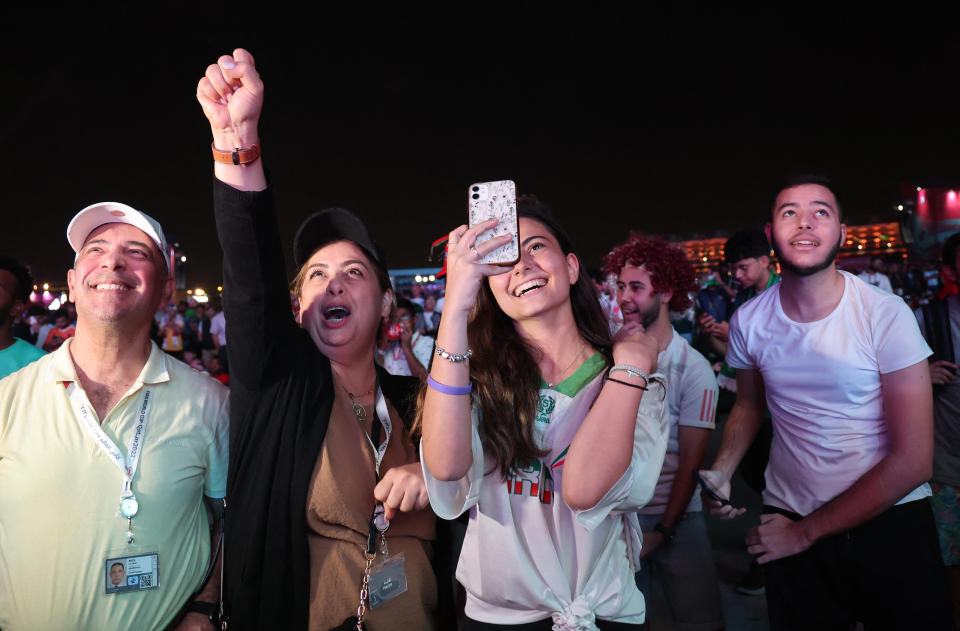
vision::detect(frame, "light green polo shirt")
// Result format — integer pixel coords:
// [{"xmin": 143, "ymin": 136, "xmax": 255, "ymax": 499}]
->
[{"xmin": 0, "ymin": 339, "xmax": 229, "ymax": 630}]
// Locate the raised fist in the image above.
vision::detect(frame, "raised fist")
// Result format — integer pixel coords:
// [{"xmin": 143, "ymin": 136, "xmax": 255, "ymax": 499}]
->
[{"xmin": 196, "ymin": 48, "xmax": 263, "ymax": 149}]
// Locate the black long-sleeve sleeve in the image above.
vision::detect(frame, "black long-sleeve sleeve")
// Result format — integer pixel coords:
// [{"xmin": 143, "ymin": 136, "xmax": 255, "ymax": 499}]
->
[{"xmin": 212, "ymin": 178, "xmax": 333, "ymax": 630}]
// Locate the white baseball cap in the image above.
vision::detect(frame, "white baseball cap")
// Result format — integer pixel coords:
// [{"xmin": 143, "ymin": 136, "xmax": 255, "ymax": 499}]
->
[{"xmin": 67, "ymin": 202, "xmax": 170, "ymax": 273}]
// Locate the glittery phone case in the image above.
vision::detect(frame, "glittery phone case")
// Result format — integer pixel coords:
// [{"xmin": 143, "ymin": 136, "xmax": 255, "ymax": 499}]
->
[{"xmin": 468, "ymin": 179, "xmax": 519, "ymax": 265}]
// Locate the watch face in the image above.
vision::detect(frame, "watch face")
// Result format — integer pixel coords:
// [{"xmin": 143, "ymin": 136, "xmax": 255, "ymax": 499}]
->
[{"xmin": 119, "ymin": 496, "xmax": 139, "ymax": 518}]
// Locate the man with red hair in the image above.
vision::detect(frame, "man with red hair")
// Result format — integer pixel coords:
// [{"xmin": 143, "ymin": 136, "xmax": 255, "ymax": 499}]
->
[{"xmin": 604, "ymin": 234, "xmax": 723, "ymax": 631}]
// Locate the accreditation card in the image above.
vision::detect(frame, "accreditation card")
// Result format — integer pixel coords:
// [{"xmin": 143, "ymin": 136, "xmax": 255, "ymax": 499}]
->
[{"xmin": 104, "ymin": 552, "xmax": 159, "ymax": 595}]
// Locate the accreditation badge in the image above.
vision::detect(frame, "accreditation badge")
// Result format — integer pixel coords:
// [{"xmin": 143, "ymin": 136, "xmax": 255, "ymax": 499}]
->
[
  {"xmin": 368, "ymin": 552, "xmax": 408, "ymax": 609},
  {"xmin": 104, "ymin": 552, "xmax": 159, "ymax": 595}
]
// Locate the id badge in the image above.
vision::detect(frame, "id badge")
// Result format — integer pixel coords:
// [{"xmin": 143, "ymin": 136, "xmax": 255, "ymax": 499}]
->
[
  {"xmin": 368, "ymin": 552, "xmax": 407, "ymax": 609},
  {"xmin": 104, "ymin": 552, "xmax": 159, "ymax": 594}
]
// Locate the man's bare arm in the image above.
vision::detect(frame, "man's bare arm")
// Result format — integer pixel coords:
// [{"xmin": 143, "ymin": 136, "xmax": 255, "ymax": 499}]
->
[
  {"xmin": 699, "ymin": 368, "xmax": 766, "ymax": 519},
  {"xmin": 747, "ymin": 360, "xmax": 933, "ymax": 563},
  {"xmin": 639, "ymin": 425, "xmax": 712, "ymax": 558}
]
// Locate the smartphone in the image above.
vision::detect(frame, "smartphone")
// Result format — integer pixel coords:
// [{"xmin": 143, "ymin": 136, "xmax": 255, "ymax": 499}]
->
[
  {"xmin": 692, "ymin": 469, "xmax": 731, "ymax": 507},
  {"xmin": 468, "ymin": 179, "xmax": 519, "ymax": 265}
]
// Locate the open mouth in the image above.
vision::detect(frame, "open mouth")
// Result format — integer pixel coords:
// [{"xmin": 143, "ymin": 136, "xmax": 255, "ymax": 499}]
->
[
  {"xmin": 323, "ymin": 305, "xmax": 351, "ymax": 322},
  {"xmin": 790, "ymin": 239, "xmax": 819, "ymax": 248},
  {"xmin": 513, "ymin": 279, "xmax": 547, "ymax": 297}
]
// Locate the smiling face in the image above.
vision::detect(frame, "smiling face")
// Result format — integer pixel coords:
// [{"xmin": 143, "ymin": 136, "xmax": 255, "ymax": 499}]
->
[
  {"xmin": 617, "ymin": 263, "xmax": 668, "ymax": 329},
  {"xmin": 487, "ymin": 217, "xmax": 579, "ymax": 323},
  {"xmin": 767, "ymin": 183, "xmax": 846, "ymax": 278},
  {"xmin": 297, "ymin": 240, "xmax": 391, "ymax": 358},
  {"xmin": 67, "ymin": 223, "xmax": 173, "ymax": 329}
]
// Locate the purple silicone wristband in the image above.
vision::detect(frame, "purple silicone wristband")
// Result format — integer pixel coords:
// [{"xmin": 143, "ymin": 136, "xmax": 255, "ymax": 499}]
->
[{"xmin": 427, "ymin": 375, "xmax": 472, "ymax": 396}]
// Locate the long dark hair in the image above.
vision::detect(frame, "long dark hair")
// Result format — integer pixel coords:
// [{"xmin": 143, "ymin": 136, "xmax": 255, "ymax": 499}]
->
[{"xmin": 416, "ymin": 195, "xmax": 612, "ymax": 478}]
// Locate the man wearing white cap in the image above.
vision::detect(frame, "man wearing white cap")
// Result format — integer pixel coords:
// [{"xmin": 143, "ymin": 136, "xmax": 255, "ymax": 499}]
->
[{"xmin": 0, "ymin": 203, "xmax": 229, "ymax": 630}]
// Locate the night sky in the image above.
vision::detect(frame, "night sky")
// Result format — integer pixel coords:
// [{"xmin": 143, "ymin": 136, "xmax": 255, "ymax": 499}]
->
[{"xmin": 4, "ymin": 7, "xmax": 959, "ymax": 294}]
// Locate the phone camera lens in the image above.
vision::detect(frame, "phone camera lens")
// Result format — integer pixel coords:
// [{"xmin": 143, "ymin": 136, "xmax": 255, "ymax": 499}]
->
[
  {"xmin": 472, "ymin": 186, "xmax": 479, "ymax": 192},
  {"xmin": 472, "ymin": 193, "xmax": 480, "ymax": 200}
]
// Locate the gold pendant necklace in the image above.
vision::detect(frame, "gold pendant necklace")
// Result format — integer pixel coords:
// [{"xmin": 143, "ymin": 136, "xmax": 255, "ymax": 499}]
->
[{"xmin": 345, "ymin": 385, "xmax": 375, "ymax": 424}]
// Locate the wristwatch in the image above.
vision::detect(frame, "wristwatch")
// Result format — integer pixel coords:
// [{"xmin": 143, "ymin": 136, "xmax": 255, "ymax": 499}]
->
[
  {"xmin": 211, "ymin": 142, "xmax": 261, "ymax": 166},
  {"xmin": 653, "ymin": 522, "xmax": 676, "ymax": 543}
]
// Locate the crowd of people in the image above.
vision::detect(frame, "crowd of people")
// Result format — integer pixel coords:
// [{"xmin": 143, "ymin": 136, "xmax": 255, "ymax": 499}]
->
[{"xmin": 0, "ymin": 47, "xmax": 958, "ymax": 631}]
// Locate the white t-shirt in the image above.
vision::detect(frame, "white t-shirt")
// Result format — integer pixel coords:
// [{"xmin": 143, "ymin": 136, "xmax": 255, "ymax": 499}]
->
[
  {"xmin": 33, "ymin": 323, "xmax": 53, "ymax": 349},
  {"xmin": 726, "ymin": 271, "xmax": 932, "ymax": 516},
  {"xmin": 639, "ymin": 330, "xmax": 717, "ymax": 515},
  {"xmin": 380, "ymin": 332, "xmax": 434, "ymax": 376},
  {"xmin": 422, "ymin": 354, "xmax": 669, "ymax": 630},
  {"xmin": 209, "ymin": 311, "xmax": 227, "ymax": 346},
  {"xmin": 858, "ymin": 270, "xmax": 893, "ymax": 293}
]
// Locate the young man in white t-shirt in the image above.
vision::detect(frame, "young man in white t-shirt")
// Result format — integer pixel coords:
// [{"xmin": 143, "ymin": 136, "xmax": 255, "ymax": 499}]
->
[
  {"xmin": 604, "ymin": 235, "xmax": 723, "ymax": 631},
  {"xmin": 858, "ymin": 256, "xmax": 894, "ymax": 293},
  {"xmin": 700, "ymin": 175, "xmax": 952, "ymax": 630}
]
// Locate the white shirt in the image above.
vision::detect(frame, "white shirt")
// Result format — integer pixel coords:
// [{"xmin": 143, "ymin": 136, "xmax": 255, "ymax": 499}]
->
[
  {"xmin": 209, "ymin": 311, "xmax": 227, "ymax": 346},
  {"xmin": 639, "ymin": 330, "xmax": 717, "ymax": 515},
  {"xmin": 726, "ymin": 271, "xmax": 932, "ymax": 516},
  {"xmin": 380, "ymin": 332, "xmax": 434, "ymax": 376},
  {"xmin": 33, "ymin": 323, "xmax": 53, "ymax": 349},
  {"xmin": 858, "ymin": 270, "xmax": 893, "ymax": 293},
  {"xmin": 422, "ymin": 354, "xmax": 669, "ymax": 630}
]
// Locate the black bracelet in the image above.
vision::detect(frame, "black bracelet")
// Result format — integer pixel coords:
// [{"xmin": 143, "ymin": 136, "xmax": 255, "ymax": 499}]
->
[
  {"xmin": 654, "ymin": 522, "xmax": 676, "ymax": 543},
  {"xmin": 185, "ymin": 600, "xmax": 218, "ymax": 623},
  {"xmin": 606, "ymin": 376, "xmax": 647, "ymax": 391}
]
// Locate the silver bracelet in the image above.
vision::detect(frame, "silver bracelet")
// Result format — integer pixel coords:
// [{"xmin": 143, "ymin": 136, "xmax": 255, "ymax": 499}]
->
[
  {"xmin": 435, "ymin": 345, "xmax": 473, "ymax": 363},
  {"xmin": 609, "ymin": 364, "xmax": 650, "ymax": 382}
]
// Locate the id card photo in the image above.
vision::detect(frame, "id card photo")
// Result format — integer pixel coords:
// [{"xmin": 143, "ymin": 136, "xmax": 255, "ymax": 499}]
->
[{"xmin": 104, "ymin": 553, "xmax": 159, "ymax": 594}]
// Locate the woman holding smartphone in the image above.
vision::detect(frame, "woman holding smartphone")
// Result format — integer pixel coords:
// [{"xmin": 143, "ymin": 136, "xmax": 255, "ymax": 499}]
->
[
  {"xmin": 197, "ymin": 49, "xmax": 442, "ymax": 630},
  {"xmin": 419, "ymin": 196, "xmax": 670, "ymax": 630}
]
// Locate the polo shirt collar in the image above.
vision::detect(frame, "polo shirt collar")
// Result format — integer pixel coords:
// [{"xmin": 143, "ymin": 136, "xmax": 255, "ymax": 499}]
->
[{"xmin": 45, "ymin": 338, "xmax": 170, "ymax": 386}]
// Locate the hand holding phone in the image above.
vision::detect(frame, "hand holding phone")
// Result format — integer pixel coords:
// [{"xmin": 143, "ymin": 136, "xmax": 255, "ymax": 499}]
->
[
  {"xmin": 468, "ymin": 180, "xmax": 519, "ymax": 265},
  {"xmin": 693, "ymin": 469, "xmax": 746, "ymax": 519}
]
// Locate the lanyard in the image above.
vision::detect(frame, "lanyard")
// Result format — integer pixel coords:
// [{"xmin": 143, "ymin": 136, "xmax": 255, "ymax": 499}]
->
[
  {"xmin": 365, "ymin": 385, "xmax": 391, "ymax": 476},
  {"xmin": 356, "ymin": 384, "xmax": 393, "ymax": 623},
  {"xmin": 67, "ymin": 382, "xmax": 153, "ymax": 542}
]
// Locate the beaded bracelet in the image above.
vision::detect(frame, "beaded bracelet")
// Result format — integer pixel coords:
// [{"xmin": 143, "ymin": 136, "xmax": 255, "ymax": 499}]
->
[
  {"xmin": 609, "ymin": 364, "xmax": 650, "ymax": 383},
  {"xmin": 435, "ymin": 345, "xmax": 473, "ymax": 363}
]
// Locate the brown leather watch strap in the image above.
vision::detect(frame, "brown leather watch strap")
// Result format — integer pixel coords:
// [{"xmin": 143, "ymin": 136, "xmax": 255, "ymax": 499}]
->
[{"xmin": 211, "ymin": 142, "xmax": 261, "ymax": 166}]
